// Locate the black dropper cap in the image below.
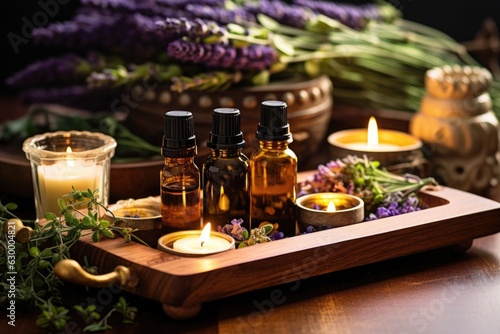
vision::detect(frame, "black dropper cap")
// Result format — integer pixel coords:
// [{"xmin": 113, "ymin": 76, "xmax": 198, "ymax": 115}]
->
[
  {"xmin": 207, "ymin": 108, "xmax": 245, "ymax": 149},
  {"xmin": 256, "ymin": 100, "xmax": 292, "ymax": 142},
  {"xmin": 162, "ymin": 111, "xmax": 197, "ymax": 157}
]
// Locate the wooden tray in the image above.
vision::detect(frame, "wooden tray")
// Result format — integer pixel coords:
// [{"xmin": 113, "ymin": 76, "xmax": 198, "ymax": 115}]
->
[{"xmin": 62, "ymin": 184, "xmax": 500, "ymax": 320}]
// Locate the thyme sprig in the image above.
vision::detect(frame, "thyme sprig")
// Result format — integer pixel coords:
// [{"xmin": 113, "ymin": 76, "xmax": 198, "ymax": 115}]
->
[{"xmin": 0, "ymin": 188, "xmax": 143, "ymax": 331}]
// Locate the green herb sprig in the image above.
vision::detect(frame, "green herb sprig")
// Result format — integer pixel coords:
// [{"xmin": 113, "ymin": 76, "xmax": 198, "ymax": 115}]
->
[{"xmin": 0, "ymin": 188, "xmax": 143, "ymax": 331}]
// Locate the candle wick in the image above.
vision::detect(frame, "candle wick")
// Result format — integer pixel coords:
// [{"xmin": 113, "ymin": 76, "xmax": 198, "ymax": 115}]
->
[{"xmin": 200, "ymin": 241, "xmax": 205, "ymax": 248}]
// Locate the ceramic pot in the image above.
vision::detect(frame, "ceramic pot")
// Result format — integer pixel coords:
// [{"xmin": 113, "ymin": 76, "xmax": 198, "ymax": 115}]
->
[{"xmin": 409, "ymin": 65, "xmax": 500, "ymax": 195}]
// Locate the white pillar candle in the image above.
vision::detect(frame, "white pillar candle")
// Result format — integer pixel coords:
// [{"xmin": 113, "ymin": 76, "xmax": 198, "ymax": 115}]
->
[{"xmin": 37, "ymin": 162, "xmax": 102, "ymax": 215}]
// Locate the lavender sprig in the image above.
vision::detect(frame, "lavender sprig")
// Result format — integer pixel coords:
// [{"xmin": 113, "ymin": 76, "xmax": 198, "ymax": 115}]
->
[
  {"xmin": 80, "ymin": 0, "xmax": 187, "ymax": 18},
  {"xmin": 18, "ymin": 85, "xmax": 121, "ymax": 111},
  {"xmin": 293, "ymin": 0, "xmax": 392, "ymax": 30},
  {"xmin": 297, "ymin": 156, "xmax": 437, "ymax": 216},
  {"xmin": 185, "ymin": 4, "xmax": 256, "ymax": 25},
  {"xmin": 6, "ymin": 52, "xmax": 113, "ymax": 88},
  {"xmin": 167, "ymin": 40, "xmax": 278, "ymax": 70},
  {"xmin": 170, "ymin": 71, "xmax": 242, "ymax": 93},
  {"xmin": 366, "ymin": 193, "xmax": 422, "ymax": 221},
  {"xmin": 88, "ymin": 63, "xmax": 182, "ymax": 88},
  {"xmin": 244, "ymin": 0, "xmax": 316, "ymax": 29},
  {"xmin": 156, "ymin": 17, "xmax": 228, "ymax": 42},
  {"xmin": 33, "ymin": 13, "xmax": 167, "ymax": 61}
]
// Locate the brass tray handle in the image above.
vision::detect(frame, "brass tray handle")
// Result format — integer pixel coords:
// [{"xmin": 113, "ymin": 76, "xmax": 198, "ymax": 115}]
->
[{"xmin": 54, "ymin": 259, "xmax": 132, "ymax": 288}]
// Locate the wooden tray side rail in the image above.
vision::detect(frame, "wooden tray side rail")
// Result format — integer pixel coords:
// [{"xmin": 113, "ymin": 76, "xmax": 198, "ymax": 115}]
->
[{"xmin": 67, "ymin": 186, "xmax": 500, "ymax": 319}]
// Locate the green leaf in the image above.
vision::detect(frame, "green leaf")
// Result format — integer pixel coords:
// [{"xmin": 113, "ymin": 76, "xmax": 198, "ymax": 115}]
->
[
  {"xmin": 251, "ymin": 71, "xmax": 270, "ymax": 86},
  {"xmin": 304, "ymin": 60, "xmax": 321, "ymax": 77},
  {"xmin": 92, "ymin": 231, "xmax": 100, "ymax": 243},
  {"xmin": 99, "ymin": 220, "xmax": 110, "ymax": 229},
  {"xmin": 29, "ymin": 246, "xmax": 40, "ymax": 257},
  {"xmin": 64, "ymin": 211, "xmax": 75, "ymax": 224},
  {"xmin": 44, "ymin": 212, "xmax": 57, "ymax": 221},
  {"xmin": 82, "ymin": 216, "xmax": 96, "ymax": 228},
  {"xmin": 57, "ymin": 198, "xmax": 67, "ymax": 211},
  {"xmin": 257, "ymin": 13, "xmax": 280, "ymax": 31},
  {"xmin": 100, "ymin": 229, "xmax": 115, "ymax": 239},
  {"xmin": 272, "ymin": 34, "xmax": 295, "ymax": 56},
  {"xmin": 227, "ymin": 23, "xmax": 246, "ymax": 35},
  {"xmin": 40, "ymin": 248, "xmax": 53, "ymax": 258},
  {"xmin": 84, "ymin": 323, "xmax": 111, "ymax": 332},
  {"xmin": 305, "ymin": 14, "xmax": 342, "ymax": 34},
  {"xmin": 261, "ymin": 223, "xmax": 274, "ymax": 235},
  {"xmin": 5, "ymin": 202, "xmax": 18, "ymax": 211},
  {"xmin": 36, "ymin": 316, "xmax": 50, "ymax": 328}
]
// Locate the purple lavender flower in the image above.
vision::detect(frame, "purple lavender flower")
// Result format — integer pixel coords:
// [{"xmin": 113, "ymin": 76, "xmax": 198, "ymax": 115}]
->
[
  {"xmin": 245, "ymin": 0, "xmax": 316, "ymax": 29},
  {"xmin": 293, "ymin": 0, "xmax": 383, "ymax": 30},
  {"xmin": 80, "ymin": 0, "xmax": 187, "ymax": 18},
  {"xmin": 185, "ymin": 4, "xmax": 255, "ymax": 25},
  {"xmin": 18, "ymin": 85, "xmax": 121, "ymax": 111},
  {"xmin": 167, "ymin": 40, "xmax": 278, "ymax": 70},
  {"xmin": 301, "ymin": 225, "xmax": 333, "ymax": 234},
  {"xmin": 365, "ymin": 194, "xmax": 422, "ymax": 221},
  {"xmin": 6, "ymin": 52, "xmax": 107, "ymax": 88},
  {"xmin": 217, "ymin": 218, "xmax": 248, "ymax": 241},
  {"xmin": 156, "ymin": 0, "xmax": 225, "ymax": 6},
  {"xmin": 156, "ymin": 17, "xmax": 228, "ymax": 42},
  {"xmin": 270, "ymin": 231, "xmax": 285, "ymax": 240},
  {"xmin": 33, "ymin": 13, "xmax": 167, "ymax": 61}
]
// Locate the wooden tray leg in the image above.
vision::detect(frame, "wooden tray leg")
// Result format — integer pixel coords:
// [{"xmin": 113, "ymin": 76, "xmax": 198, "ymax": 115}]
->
[
  {"xmin": 162, "ymin": 303, "xmax": 201, "ymax": 320},
  {"xmin": 449, "ymin": 239, "xmax": 474, "ymax": 253}
]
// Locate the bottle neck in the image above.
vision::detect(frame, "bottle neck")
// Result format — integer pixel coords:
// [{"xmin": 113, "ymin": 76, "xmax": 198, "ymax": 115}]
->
[
  {"xmin": 211, "ymin": 147, "xmax": 242, "ymax": 158},
  {"xmin": 258, "ymin": 140, "xmax": 290, "ymax": 150},
  {"xmin": 164, "ymin": 156, "xmax": 196, "ymax": 166}
]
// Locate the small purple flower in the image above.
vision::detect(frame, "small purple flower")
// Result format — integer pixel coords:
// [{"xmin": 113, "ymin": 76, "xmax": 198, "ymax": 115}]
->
[
  {"xmin": 217, "ymin": 218, "xmax": 248, "ymax": 241},
  {"xmin": 270, "ymin": 231, "xmax": 285, "ymax": 240}
]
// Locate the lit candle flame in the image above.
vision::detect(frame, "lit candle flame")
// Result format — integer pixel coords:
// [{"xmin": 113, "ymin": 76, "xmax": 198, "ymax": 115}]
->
[
  {"xmin": 367, "ymin": 116, "xmax": 379, "ymax": 147},
  {"xmin": 66, "ymin": 146, "xmax": 75, "ymax": 168},
  {"xmin": 326, "ymin": 201, "xmax": 336, "ymax": 212},
  {"xmin": 199, "ymin": 223, "xmax": 211, "ymax": 248}
]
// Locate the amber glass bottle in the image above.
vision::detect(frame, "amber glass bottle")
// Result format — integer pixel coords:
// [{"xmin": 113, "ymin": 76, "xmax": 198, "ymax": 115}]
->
[
  {"xmin": 203, "ymin": 108, "xmax": 249, "ymax": 230},
  {"xmin": 160, "ymin": 111, "xmax": 201, "ymax": 232},
  {"xmin": 249, "ymin": 101, "xmax": 298, "ymax": 237}
]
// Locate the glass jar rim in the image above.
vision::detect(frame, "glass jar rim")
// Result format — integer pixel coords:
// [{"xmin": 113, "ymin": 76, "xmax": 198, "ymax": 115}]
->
[{"xmin": 22, "ymin": 130, "xmax": 117, "ymax": 160}]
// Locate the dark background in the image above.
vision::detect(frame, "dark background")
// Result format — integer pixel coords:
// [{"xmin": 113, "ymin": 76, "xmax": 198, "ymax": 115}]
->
[{"xmin": 1, "ymin": 0, "xmax": 499, "ymax": 95}]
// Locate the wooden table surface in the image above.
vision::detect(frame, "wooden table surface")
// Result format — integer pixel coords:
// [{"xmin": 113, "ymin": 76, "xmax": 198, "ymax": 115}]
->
[
  {"xmin": 2, "ymin": 98, "xmax": 500, "ymax": 334},
  {"xmin": 9, "ymin": 233, "xmax": 500, "ymax": 334}
]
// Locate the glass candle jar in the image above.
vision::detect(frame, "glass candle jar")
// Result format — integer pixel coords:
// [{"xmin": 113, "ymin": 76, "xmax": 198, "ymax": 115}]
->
[{"xmin": 22, "ymin": 131, "xmax": 117, "ymax": 219}]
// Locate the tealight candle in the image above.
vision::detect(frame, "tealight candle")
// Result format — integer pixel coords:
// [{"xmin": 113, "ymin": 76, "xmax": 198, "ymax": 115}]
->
[
  {"xmin": 157, "ymin": 223, "xmax": 235, "ymax": 256},
  {"xmin": 327, "ymin": 117, "xmax": 423, "ymax": 174},
  {"xmin": 329, "ymin": 117, "xmax": 421, "ymax": 152},
  {"xmin": 23, "ymin": 131, "xmax": 116, "ymax": 219},
  {"xmin": 296, "ymin": 193, "xmax": 364, "ymax": 233}
]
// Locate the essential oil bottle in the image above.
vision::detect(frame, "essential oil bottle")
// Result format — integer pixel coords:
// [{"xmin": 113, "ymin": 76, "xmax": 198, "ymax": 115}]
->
[
  {"xmin": 203, "ymin": 108, "xmax": 249, "ymax": 230},
  {"xmin": 160, "ymin": 111, "xmax": 201, "ymax": 232},
  {"xmin": 249, "ymin": 101, "xmax": 298, "ymax": 237}
]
